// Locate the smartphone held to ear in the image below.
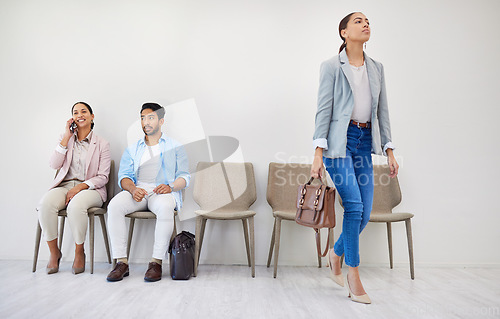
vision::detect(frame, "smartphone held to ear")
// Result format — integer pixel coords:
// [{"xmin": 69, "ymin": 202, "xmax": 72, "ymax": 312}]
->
[{"xmin": 70, "ymin": 121, "xmax": 77, "ymax": 133}]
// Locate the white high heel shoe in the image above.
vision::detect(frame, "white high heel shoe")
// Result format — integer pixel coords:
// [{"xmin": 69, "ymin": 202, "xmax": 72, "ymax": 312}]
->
[
  {"xmin": 346, "ymin": 274, "xmax": 371, "ymax": 304},
  {"xmin": 327, "ymin": 250, "xmax": 344, "ymax": 287}
]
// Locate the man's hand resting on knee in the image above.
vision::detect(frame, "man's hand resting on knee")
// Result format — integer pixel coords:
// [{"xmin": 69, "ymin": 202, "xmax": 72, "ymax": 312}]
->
[
  {"xmin": 153, "ymin": 184, "xmax": 172, "ymax": 194},
  {"xmin": 131, "ymin": 187, "xmax": 148, "ymax": 202}
]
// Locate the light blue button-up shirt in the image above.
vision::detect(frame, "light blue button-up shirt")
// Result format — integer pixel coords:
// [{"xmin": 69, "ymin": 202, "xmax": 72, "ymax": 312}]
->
[{"xmin": 118, "ymin": 134, "xmax": 191, "ymax": 209}]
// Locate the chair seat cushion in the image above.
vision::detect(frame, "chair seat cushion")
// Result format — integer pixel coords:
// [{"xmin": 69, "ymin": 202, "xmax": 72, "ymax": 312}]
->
[
  {"xmin": 88, "ymin": 207, "xmax": 106, "ymax": 215},
  {"xmin": 272, "ymin": 210, "xmax": 296, "ymax": 220},
  {"xmin": 195, "ymin": 209, "xmax": 256, "ymax": 220},
  {"xmin": 125, "ymin": 211, "xmax": 157, "ymax": 219},
  {"xmin": 370, "ymin": 212, "xmax": 414, "ymax": 222},
  {"xmin": 58, "ymin": 207, "xmax": 106, "ymax": 216}
]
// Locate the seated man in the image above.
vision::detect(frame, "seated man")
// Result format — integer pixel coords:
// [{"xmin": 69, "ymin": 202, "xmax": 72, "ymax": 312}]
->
[{"xmin": 107, "ymin": 103, "xmax": 190, "ymax": 282}]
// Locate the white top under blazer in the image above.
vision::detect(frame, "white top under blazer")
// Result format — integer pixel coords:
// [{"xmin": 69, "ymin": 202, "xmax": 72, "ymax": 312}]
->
[{"xmin": 349, "ymin": 63, "xmax": 372, "ymax": 123}]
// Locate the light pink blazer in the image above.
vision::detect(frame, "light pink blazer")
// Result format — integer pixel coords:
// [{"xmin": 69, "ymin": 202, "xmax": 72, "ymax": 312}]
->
[{"xmin": 49, "ymin": 132, "xmax": 111, "ymax": 202}]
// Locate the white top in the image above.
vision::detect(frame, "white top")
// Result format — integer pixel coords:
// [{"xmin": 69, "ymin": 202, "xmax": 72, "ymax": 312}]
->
[
  {"xmin": 350, "ymin": 63, "xmax": 372, "ymax": 123},
  {"xmin": 137, "ymin": 144, "xmax": 162, "ymax": 193},
  {"xmin": 61, "ymin": 131, "xmax": 95, "ymax": 189}
]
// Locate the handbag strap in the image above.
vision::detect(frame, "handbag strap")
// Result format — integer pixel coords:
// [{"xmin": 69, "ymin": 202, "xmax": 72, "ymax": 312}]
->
[
  {"xmin": 314, "ymin": 228, "xmax": 332, "ymax": 258},
  {"xmin": 306, "ymin": 176, "xmax": 314, "ymax": 185},
  {"xmin": 306, "ymin": 176, "xmax": 327, "ymax": 186},
  {"xmin": 308, "ymin": 171, "xmax": 331, "ymax": 186}
]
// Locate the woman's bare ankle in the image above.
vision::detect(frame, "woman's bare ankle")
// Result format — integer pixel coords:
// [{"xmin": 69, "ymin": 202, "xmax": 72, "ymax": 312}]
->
[{"xmin": 347, "ymin": 268, "xmax": 367, "ymax": 295}]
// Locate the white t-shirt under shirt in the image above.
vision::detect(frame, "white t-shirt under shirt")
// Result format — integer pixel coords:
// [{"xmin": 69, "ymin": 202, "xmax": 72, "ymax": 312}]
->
[
  {"xmin": 137, "ymin": 144, "xmax": 162, "ymax": 194},
  {"xmin": 350, "ymin": 63, "xmax": 372, "ymax": 123}
]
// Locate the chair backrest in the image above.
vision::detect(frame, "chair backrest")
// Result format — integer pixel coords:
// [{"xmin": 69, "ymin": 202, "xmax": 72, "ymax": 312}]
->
[
  {"xmin": 266, "ymin": 162, "xmax": 322, "ymax": 212},
  {"xmin": 193, "ymin": 162, "xmax": 256, "ymax": 211},
  {"xmin": 103, "ymin": 160, "xmax": 115, "ymax": 209},
  {"xmin": 372, "ymin": 164, "xmax": 402, "ymax": 214}
]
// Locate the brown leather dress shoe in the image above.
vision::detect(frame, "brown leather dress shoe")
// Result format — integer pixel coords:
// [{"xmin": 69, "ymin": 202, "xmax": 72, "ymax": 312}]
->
[
  {"xmin": 144, "ymin": 262, "xmax": 162, "ymax": 282},
  {"xmin": 106, "ymin": 262, "xmax": 129, "ymax": 282}
]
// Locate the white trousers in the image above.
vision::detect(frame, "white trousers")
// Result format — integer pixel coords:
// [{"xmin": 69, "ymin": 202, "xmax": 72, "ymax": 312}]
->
[
  {"xmin": 37, "ymin": 181, "xmax": 103, "ymax": 244},
  {"xmin": 107, "ymin": 191, "xmax": 176, "ymax": 260}
]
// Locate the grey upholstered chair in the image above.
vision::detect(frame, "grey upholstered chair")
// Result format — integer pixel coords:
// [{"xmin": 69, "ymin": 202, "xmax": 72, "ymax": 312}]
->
[
  {"xmin": 266, "ymin": 162, "xmax": 334, "ymax": 278},
  {"xmin": 118, "ymin": 209, "xmax": 178, "ymax": 265},
  {"xmin": 193, "ymin": 162, "xmax": 257, "ymax": 277},
  {"xmin": 370, "ymin": 164, "xmax": 415, "ymax": 279},
  {"xmin": 339, "ymin": 164, "xmax": 415, "ymax": 279},
  {"xmin": 33, "ymin": 160, "xmax": 114, "ymax": 274}
]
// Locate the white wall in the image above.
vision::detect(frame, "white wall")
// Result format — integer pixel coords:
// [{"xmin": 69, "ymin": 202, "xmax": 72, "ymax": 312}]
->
[{"xmin": 1, "ymin": 0, "xmax": 499, "ymax": 266}]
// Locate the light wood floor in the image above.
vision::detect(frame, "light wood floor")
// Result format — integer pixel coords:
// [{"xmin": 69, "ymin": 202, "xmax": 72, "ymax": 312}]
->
[{"xmin": 0, "ymin": 260, "xmax": 499, "ymax": 319}]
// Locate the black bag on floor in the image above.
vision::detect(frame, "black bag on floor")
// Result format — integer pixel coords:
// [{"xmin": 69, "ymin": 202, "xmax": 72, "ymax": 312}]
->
[{"xmin": 168, "ymin": 231, "xmax": 195, "ymax": 280}]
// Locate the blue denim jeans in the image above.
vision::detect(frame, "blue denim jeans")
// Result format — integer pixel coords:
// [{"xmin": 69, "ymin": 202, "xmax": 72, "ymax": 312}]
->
[{"xmin": 323, "ymin": 123, "xmax": 374, "ymax": 267}]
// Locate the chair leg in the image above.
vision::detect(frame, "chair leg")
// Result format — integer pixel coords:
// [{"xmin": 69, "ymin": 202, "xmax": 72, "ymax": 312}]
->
[
  {"xmin": 194, "ymin": 216, "xmax": 203, "ymax": 277},
  {"xmin": 267, "ymin": 219, "xmax": 276, "ymax": 268},
  {"xmin": 273, "ymin": 217, "xmax": 282, "ymax": 278},
  {"xmin": 33, "ymin": 221, "xmax": 42, "ymax": 272},
  {"xmin": 58, "ymin": 216, "xmax": 65, "ymax": 250},
  {"xmin": 242, "ymin": 219, "xmax": 251, "ymax": 267},
  {"xmin": 89, "ymin": 213, "xmax": 95, "ymax": 274},
  {"xmin": 170, "ymin": 212, "xmax": 178, "ymax": 243},
  {"xmin": 199, "ymin": 218, "xmax": 207, "ymax": 258},
  {"xmin": 126, "ymin": 218, "xmax": 136, "ymax": 260},
  {"xmin": 387, "ymin": 222, "xmax": 393, "ymax": 269},
  {"xmin": 316, "ymin": 230, "xmax": 322, "ymax": 268},
  {"xmin": 98, "ymin": 215, "xmax": 112, "ymax": 264},
  {"xmin": 405, "ymin": 219, "xmax": 415, "ymax": 280},
  {"xmin": 249, "ymin": 216, "xmax": 255, "ymax": 278}
]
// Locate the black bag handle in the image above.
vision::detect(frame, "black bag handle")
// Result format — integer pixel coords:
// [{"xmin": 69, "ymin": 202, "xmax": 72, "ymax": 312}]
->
[{"xmin": 306, "ymin": 176, "xmax": 328, "ymax": 186}]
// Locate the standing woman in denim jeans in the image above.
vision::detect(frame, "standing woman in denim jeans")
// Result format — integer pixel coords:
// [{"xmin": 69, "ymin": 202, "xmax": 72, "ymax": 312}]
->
[{"xmin": 311, "ymin": 12, "xmax": 399, "ymax": 304}]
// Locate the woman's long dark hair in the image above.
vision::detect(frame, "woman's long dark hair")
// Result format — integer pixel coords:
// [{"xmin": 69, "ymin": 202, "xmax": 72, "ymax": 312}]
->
[
  {"xmin": 338, "ymin": 12, "xmax": 357, "ymax": 53},
  {"xmin": 72, "ymin": 101, "xmax": 94, "ymax": 129}
]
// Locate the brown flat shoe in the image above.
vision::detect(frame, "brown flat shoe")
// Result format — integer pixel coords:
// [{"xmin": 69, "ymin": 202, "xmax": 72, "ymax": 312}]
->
[
  {"xmin": 106, "ymin": 262, "xmax": 129, "ymax": 282},
  {"xmin": 144, "ymin": 262, "xmax": 162, "ymax": 282}
]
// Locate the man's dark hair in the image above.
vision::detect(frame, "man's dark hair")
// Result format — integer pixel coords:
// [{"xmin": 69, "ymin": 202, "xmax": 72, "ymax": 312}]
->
[{"xmin": 141, "ymin": 102, "xmax": 165, "ymax": 119}]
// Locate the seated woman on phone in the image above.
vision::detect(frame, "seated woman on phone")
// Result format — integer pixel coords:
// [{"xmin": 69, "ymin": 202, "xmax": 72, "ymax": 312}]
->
[{"xmin": 37, "ymin": 102, "xmax": 111, "ymax": 275}]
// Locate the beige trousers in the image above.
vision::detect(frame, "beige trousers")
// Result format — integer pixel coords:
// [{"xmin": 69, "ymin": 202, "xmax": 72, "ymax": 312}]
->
[{"xmin": 37, "ymin": 181, "xmax": 103, "ymax": 244}]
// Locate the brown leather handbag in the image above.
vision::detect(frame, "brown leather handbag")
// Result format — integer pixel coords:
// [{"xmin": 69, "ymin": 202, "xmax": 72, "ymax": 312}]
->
[{"xmin": 295, "ymin": 177, "xmax": 336, "ymax": 257}]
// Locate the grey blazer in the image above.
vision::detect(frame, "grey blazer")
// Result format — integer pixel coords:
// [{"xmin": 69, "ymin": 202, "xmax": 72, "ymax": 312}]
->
[{"xmin": 313, "ymin": 48, "xmax": 393, "ymax": 158}]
